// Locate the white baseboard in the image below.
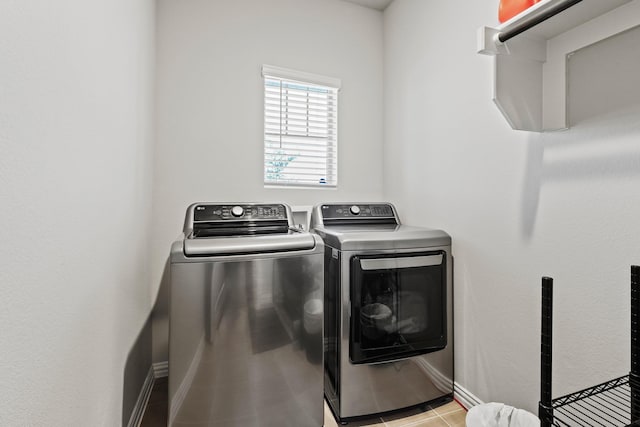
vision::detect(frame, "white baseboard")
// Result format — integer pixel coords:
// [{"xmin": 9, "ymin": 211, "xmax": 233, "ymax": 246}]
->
[
  {"xmin": 454, "ymin": 381, "xmax": 484, "ymax": 410},
  {"xmin": 127, "ymin": 367, "xmax": 155, "ymax": 427},
  {"xmin": 153, "ymin": 361, "xmax": 168, "ymax": 378}
]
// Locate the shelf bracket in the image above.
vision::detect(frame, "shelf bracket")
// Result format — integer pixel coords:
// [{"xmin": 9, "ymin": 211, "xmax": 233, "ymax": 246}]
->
[{"xmin": 477, "ymin": 0, "xmax": 638, "ymax": 132}]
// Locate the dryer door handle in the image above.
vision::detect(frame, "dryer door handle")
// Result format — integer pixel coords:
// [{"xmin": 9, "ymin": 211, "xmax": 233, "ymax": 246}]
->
[{"xmin": 359, "ymin": 254, "xmax": 443, "ymax": 271}]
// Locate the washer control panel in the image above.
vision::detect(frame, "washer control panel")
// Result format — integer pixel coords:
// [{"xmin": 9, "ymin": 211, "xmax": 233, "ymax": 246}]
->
[
  {"xmin": 320, "ymin": 203, "xmax": 395, "ymax": 220},
  {"xmin": 194, "ymin": 204, "xmax": 287, "ymax": 222}
]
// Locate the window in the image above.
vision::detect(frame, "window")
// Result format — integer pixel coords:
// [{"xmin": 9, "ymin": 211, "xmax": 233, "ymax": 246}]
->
[{"xmin": 262, "ymin": 65, "xmax": 340, "ymax": 187}]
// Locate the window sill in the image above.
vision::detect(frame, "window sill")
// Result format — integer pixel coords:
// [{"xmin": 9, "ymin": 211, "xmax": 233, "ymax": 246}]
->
[{"xmin": 264, "ymin": 184, "xmax": 337, "ymax": 190}]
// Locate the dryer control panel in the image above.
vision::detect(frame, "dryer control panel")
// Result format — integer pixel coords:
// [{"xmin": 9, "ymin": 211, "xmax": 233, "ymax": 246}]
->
[{"xmin": 320, "ymin": 203, "xmax": 396, "ymax": 221}]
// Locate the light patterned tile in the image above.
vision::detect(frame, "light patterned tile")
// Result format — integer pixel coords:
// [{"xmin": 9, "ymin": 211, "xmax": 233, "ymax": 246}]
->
[
  {"xmin": 323, "ymin": 401, "xmax": 385, "ymax": 427},
  {"xmin": 390, "ymin": 415, "xmax": 451, "ymax": 427},
  {"xmin": 382, "ymin": 408, "xmax": 440, "ymax": 427},
  {"xmin": 441, "ymin": 409, "xmax": 467, "ymax": 427},
  {"xmin": 324, "ymin": 402, "xmax": 340, "ymax": 427},
  {"xmin": 432, "ymin": 401, "xmax": 465, "ymax": 416}
]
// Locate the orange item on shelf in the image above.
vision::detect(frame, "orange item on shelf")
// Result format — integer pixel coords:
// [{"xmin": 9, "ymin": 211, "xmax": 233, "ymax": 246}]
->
[{"xmin": 498, "ymin": 0, "xmax": 541, "ymax": 23}]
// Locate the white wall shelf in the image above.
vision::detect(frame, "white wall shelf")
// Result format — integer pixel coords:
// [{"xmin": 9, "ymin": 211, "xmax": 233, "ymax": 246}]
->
[{"xmin": 477, "ymin": 0, "xmax": 639, "ymax": 132}]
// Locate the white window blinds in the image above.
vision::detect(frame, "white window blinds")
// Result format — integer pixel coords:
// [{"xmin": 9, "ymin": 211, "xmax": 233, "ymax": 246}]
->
[{"xmin": 262, "ymin": 65, "xmax": 340, "ymax": 187}]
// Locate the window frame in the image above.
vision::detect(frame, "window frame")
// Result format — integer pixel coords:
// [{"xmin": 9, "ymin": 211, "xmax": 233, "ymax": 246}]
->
[{"xmin": 262, "ymin": 65, "xmax": 341, "ymax": 189}]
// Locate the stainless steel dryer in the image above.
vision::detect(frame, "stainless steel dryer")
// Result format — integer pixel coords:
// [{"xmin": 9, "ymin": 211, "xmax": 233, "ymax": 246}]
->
[
  {"xmin": 310, "ymin": 203, "xmax": 453, "ymax": 422},
  {"xmin": 169, "ymin": 203, "xmax": 324, "ymax": 427}
]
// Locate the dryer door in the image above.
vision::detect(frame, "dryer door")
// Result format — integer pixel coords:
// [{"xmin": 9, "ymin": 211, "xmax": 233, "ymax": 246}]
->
[{"xmin": 349, "ymin": 251, "xmax": 447, "ymax": 364}]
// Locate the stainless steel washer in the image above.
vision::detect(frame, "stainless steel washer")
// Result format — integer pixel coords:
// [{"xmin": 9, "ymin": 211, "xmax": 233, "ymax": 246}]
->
[
  {"xmin": 311, "ymin": 203, "xmax": 453, "ymax": 422},
  {"xmin": 169, "ymin": 203, "xmax": 324, "ymax": 426}
]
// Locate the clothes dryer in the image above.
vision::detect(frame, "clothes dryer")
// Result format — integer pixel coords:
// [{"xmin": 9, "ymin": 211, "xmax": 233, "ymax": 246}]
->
[{"xmin": 311, "ymin": 203, "xmax": 453, "ymax": 422}]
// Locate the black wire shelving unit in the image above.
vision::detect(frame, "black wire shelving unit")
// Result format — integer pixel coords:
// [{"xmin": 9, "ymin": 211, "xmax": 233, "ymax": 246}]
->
[{"xmin": 539, "ymin": 266, "xmax": 640, "ymax": 427}]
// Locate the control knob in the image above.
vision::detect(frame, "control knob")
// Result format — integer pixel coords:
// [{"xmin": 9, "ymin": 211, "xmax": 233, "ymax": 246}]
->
[
  {"xmin": 350, "ymin": 205, "xmax": 361, "ymax": 215},
  {"xmin": 230, "ymin": 206, "xmax": 244, "ymax": 217}
]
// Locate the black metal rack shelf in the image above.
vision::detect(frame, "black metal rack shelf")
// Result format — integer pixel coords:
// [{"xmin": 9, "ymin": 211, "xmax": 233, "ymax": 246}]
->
[{"xmin": 539, "ymin": 266, "xmax": 640, "ymax": 427}]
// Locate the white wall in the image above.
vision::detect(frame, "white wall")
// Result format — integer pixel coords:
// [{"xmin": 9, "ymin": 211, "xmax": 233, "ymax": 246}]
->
[
  {"xmin": 6, "ymin": 0, "xmax": 634, "ymax": 420},
  {"xmin": 384, "ymin": 0, "xmax": 640, "ymax": 412},
  {"xmin": 0, "ymin": 1, "xmax": 155, "ymax": 425},
  {"xmin": 151, "ymin": 0, "xmax": 385, "ymax": 358}
]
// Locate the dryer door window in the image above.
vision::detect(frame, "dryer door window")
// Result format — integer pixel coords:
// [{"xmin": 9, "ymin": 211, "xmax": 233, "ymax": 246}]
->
[{"xmin": 349, "ymin": 251, "xmax": 447, "ymax": 364}]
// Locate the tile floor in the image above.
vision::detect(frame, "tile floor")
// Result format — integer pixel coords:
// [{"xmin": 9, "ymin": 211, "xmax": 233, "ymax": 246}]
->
[
  {"xmin": 140, "ymin": 377, "xmax": 467, "ymax": 426},
  {"xmin": 323, "ymin": 400, "xmax": 466, "ymax": 427}
]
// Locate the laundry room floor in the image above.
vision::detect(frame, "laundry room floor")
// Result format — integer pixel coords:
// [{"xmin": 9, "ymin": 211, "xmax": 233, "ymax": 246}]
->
[
  {"xmin": 322, "ymin": 400, "xmax": 466, "ymax": 427},
  {"xmin": 140, "ymin": 377, "xmax": 466, "ymax": 426}
]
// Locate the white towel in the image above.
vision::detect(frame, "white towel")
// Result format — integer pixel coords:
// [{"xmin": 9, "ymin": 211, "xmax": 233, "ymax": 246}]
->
[{"xmin": 466, "ymin": 402, "xmax": 540, "ymax": 427}]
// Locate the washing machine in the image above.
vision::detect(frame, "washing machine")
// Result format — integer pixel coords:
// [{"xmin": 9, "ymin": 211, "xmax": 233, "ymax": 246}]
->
[
  {"xmin": 169, "ymin": 203, "xmax": 324, "ymax": 426},
  {"xmin": 310, "ymin": 202, "xmax": 453, "ymax": 422}
]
